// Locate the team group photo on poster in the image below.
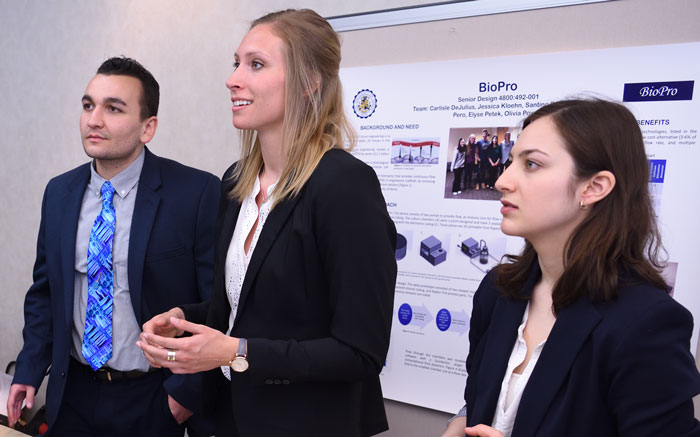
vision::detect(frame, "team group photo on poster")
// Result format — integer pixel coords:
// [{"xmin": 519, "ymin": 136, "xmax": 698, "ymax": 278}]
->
[{"xmin": 444, "ymin": 127, "xmax": 516, "ymax": 200}]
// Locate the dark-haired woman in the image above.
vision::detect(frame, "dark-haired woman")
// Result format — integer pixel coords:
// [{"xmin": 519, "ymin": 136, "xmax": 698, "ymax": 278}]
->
[
  {"xmin": 138, "ymin": 9, "xmax": 396, "ymax": 437},
  {"xmin": 442, "ymin": 99, "xmax": 700, "ymax": 437},
  {"xmin": 451, "ymin": 138, "xmax": 467, "ymax": 194}
]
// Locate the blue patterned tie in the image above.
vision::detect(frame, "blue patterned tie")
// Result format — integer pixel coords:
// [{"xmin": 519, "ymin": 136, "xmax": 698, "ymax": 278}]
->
[{"xmin": 82, "ymin": 181, "xmax": 116, "ymax": 370}]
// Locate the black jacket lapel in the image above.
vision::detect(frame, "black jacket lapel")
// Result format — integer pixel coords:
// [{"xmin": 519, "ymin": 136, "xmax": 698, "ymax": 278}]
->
[
  {"xmin": 234, "ymin": 193, "xmax": 302, "ymax": 326},
  {"xmin": 471, "ymin": 296, "xmax": 528, "ymax": 425},
  {"xmin": 513, "ymin": 297, "xmax": 601, "ymax": 436}
]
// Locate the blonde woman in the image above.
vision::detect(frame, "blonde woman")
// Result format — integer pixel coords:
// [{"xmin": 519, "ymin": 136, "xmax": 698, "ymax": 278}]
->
[{"xmin": 138, "ymin": 9, "xmax": 397, "ymax": 437}]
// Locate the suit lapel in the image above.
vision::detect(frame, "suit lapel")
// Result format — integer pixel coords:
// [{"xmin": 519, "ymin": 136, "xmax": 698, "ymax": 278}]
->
[
  {"xmin": 234, "ymin": 192, "xmax": 302, "ymax": 326},
  {"xmin": 128, "ymin": 149, "xmax": 161, "ymax": 323},
  {"xmin": 513, "ymin": 297, "xmax": 601, "ymax": 437},
  {"xmin": 61, "ymin": 165, "xmax": 91, "ymax": 328},
  {"xmin": 217, "ymin": 198, "xmax": 240, "ymax": 283},
  {"xmin": 471, "ymin": 296, "xmax": 528, "ymax": 425},
  {"xmin": 469, "ymin": 263, "xmax": 538, "ymax": 426},
  {"xmin": 209, "ymin": 195, "xmax": 241, "ymax": 332}
]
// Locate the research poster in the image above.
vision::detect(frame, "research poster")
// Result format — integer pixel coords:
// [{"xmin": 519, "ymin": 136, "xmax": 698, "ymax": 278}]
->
[{"xmin": 340, "ymin": 42, "xmax": 699, "ymax": 414}]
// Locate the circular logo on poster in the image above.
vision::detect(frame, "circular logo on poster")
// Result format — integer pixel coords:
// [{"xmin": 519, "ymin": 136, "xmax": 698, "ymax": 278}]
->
[{"xmin": 352, "ymin": 89, "xmax": 377, "ymax": 119}]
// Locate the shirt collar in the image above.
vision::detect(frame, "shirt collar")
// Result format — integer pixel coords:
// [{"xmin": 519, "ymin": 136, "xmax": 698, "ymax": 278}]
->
[{"xmin": 88, "ymin": 148, "xmax": 145, "ymax": 199}]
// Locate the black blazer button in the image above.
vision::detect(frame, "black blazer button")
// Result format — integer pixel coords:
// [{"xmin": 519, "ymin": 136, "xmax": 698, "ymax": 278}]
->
[
  {"xmin": 282, "ymin": 379, "xmax": 290, "ymax": 385},
  {"xmin": 265, "ymin": 379, "xmax": 273, "ymax": 385},
  {"xmin": 274, "ymin": 379, "xmax": 281, "ymax": 385}
]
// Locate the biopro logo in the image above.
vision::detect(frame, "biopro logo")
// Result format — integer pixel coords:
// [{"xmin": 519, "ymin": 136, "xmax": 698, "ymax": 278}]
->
[
  {"xmin": 623, "ymin": 81, "xmax": 694, "ymax": 102},
  {"xmin": 640, "ymin": 85, "xmax": 677, "ymax": 97}
]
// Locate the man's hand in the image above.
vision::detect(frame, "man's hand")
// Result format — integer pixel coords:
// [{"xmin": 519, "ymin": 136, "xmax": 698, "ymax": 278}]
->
[{"xmin": 7, "ymin": 383, "xmax": 35, "ymax": 428}]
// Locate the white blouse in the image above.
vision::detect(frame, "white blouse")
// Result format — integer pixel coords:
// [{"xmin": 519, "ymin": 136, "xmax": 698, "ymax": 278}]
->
[
  {"xmin": 220, "ymin": 176, "xmax": 276, "ymax": 380},
  {"xmin": 491, "ymin": 302, "xmax": 547, "ymax": 437}
]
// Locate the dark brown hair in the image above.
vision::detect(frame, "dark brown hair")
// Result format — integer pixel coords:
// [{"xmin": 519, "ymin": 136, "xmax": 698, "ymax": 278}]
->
[
  {"xmin": 457, "ymin": 137, "xmax": 467, "ymax": 153},
  {"xmin": 496, "ymin": 99, "xmax": 668, "ymax": 313},
  {"xmin": 97, "ymin": 56, "xmax": 159, "ymax": 120}
]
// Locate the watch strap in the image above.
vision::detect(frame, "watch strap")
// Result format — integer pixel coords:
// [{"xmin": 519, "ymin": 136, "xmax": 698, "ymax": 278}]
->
[{"xmin": 237, "ymin": 338, "xmax": 247, "ymax": 358}]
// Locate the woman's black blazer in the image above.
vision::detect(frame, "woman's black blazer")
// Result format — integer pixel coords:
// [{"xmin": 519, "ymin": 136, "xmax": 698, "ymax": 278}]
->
[
  {"xmin": 184, "ymin": 149, "xmax": 397, "ymax": 437},
  {"xmin": 465, "ymin": 266, "xmax": 700, "ymax": 436}
]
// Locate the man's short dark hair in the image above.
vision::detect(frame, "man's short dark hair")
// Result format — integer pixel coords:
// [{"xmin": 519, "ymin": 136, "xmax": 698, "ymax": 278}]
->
[{"xmin": 96, "ymin": 56, "xmax": 159, "ymax": 120}]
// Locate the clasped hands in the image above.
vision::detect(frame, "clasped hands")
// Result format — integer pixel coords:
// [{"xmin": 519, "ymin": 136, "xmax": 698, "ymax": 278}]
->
[{"xmin": 137, "ymin": 307, "xmax": 239, "ymax": 374}]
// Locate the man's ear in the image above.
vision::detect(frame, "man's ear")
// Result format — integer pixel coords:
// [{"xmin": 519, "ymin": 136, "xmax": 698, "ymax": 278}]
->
[
  {"xmin": 140, "ymin": 116, "xmax": 158, "ymax": 144},
  {"xmin": 580, "ymin": 170, "xmax": 616, "ymax": 207}
]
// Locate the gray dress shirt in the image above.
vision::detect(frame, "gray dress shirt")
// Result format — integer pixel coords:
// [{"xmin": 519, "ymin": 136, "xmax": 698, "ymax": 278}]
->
[{"xmin": 71, "ymin": 149, "xmax": 150, "ymax": 371}]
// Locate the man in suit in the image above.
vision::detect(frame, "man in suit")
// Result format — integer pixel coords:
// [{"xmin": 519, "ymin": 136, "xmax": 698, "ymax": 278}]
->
[{"xmin": 6, "ymin": 57, "xmax": 219, "ymax": 436}]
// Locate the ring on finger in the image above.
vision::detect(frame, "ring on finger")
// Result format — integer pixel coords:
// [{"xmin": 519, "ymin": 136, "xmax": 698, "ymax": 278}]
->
[{"xmin": 167, "ymin": 349, "xmax": 176, "ymax": 362}]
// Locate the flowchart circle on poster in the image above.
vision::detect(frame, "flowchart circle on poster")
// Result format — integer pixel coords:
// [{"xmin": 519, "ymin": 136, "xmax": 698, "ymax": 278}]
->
[
  {"xmin": 398, "ymin": 303, "xmax": 413, "ymax": 325},
  {"xmin": 436, "ymin": 308, "xmax": 451, "ymax": 331}
]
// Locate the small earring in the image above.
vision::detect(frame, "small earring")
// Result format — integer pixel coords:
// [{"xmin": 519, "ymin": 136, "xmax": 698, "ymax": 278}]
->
[{"xmin": 579, "ymin": 200, "xmax": 588, "ymax": 210}]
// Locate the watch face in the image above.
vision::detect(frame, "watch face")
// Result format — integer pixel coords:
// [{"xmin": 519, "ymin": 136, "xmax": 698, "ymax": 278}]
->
[{"xmin": 231, "ymin": 356, "xmax": 249, "ymax": 373}]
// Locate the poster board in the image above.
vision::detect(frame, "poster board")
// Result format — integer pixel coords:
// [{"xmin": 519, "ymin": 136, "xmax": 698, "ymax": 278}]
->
[{"xmin": 341, "ymin": 41, "xmax": 699, "ymax": 413}]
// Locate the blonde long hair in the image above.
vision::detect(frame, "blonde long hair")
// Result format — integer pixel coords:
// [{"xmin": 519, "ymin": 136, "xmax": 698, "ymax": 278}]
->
[{"xmin": 230, "ymin": 9, "xmax": 356, "ymax": 206}]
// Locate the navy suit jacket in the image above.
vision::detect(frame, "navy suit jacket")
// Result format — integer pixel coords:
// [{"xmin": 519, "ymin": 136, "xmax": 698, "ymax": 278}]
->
[
  {"xmin": 13, "ymin": 147, "xmax": 220, "ymax": 428},
  {"xmin": 465, "ymin": 266, "xmax": 700, "ymax": 437},
  {"xmin": 183, "ymin": 149, "xmax": 397, "ymax": 436}
]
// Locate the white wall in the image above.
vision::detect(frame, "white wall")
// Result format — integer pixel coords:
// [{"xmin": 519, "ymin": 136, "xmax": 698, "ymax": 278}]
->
[{"xmin": 2, "ymin": 1, "xmax": 699, "ymax": 435}]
